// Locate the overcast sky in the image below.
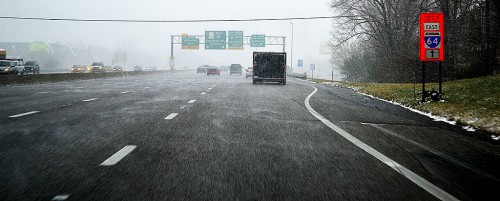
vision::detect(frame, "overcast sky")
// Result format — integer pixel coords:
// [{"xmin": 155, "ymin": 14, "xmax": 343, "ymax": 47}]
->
[{"xmin": 0, "ymin": 0, "xmax": 339, "ymax": 78}]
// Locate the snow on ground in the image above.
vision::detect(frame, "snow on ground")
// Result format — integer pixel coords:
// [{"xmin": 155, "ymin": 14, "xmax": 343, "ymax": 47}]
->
[{"xmin": 320, "ymin": 82, "xmax": 498, "ymax": 139}]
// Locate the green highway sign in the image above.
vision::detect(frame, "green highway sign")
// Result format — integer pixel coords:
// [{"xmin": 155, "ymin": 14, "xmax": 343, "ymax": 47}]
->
[
  {"xmin": 205, "ymin": 31, "xmax": 226, "ymax": 50},
  {"xmin": 228, "ymin": 31, "xmax": 244, "ymax": 50},
  {"xmin": 181, "ymin": 36, "xmax": 199, "ymax": 50},
  {"xmin": 250, "ymin": 34, "xmax": 265, "ymax": 47}
]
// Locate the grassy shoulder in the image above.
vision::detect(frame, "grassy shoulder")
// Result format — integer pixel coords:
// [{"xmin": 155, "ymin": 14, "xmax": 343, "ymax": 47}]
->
[{"xmin": 309, "ymin": 75, "xmax": 500, "ymax": 135}]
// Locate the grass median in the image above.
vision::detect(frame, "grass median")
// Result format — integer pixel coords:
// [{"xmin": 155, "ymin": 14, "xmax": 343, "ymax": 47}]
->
[{"xmin": 310, "ymin": 75, "xmax": 499, "ymax": 135}]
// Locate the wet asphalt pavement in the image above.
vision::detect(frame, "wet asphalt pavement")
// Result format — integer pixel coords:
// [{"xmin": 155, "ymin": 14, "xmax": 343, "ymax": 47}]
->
[{"xmin": 0, "ymin": 71, "xmax": 499, "ymax": 201}]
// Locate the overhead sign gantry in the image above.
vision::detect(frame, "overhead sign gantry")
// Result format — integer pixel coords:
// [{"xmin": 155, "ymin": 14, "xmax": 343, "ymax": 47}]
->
[{"xmin": 169, "ymin": 31, "xmax": 286, "ymax": 71}]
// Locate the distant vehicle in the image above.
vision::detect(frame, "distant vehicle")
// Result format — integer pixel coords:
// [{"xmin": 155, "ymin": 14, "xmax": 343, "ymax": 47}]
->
[
  {"xmin": 134, "ymin": 66, "xmax": 143, "ymax": 72},
  {"xmin": 70, "ymin": 65, "xmax": 83, "ymax": 73},
  {"xmin": 0, "ymin": 49, "xmax": 6, "ymax": 60},
  {"xmin": 24, "ymin": 61, "xmax": 40, "ymax": 74},
  {"xmin": 207, "ymin": 66, "xmax": 220, "ymax": 76},
  {"xmin": 104, "ymin": 66, "xmax": 113, "ymax": 72},
  {"xmin": 90, "ymin": 62, "xmax": 105, "ymax": 73},
  {"xmin": 82, "ymin": 65, "xmax": 91, "ymax": 72},
  {"xmin": 5, "ymin": 59, "xmax": 26, "ymax": 75},
  {"xmin": 112, "ymin": 66, "xmax": 123, "ymax": 72},
  {"xmin": 230, "ymin": 64, "xmax": 242, "ymax": 75},
  {"xmin": 245, "ymin": 67, "xmax": 253, "ymax": 78},
  {"xmin": 252, "ymin": 52, "xmax": 287, "ymax": 85},
  {"xmin": 0, "ymin": 60, "xmax": 17, "ymax": 75},
  {"xmin": 197, "ymin": 65, "xmax": 207, "ymax": 74}
]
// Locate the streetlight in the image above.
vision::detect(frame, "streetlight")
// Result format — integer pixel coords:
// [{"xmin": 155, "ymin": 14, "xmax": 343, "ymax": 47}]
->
[{"xmin": 289, "ymin": 22, "xmax": 294, "ymax": 73}]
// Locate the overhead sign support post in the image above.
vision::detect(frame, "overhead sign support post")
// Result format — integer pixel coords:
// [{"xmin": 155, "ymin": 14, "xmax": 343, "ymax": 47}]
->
[{"xmin": 419, "ymin": 12, "xmax": 445, "ymax": 102}]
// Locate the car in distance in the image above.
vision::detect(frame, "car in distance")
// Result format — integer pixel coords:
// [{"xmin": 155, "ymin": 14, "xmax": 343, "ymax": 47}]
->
[
  {"xmin": 197, "ymin": 65, "xmax": 208, "ymax": 74},
  {"xmin": 4, "ymin": 59, "xmax": 26, "ymax": 75},
  {"xmin": 0, "ymin": 60, "xmax": 16, "ymax": 75},
  {"xmin": 90, "ymin": 62, "xmax": 105, "ymax": 73},
  {"xmin": 24, "ymin": 61, "xmax": 40, "ymax": 74},
  {"xmin": 207, "ymin": 66, "xmax": 220, "ymax": 76},
  {"xmin": 245, "ymin": 67, "xmax": 253, "ymax": 78},
  {"xmin": 112, "ymin": 66, "xmax": 123, "ymax": 72},
  {"xmin": 134, "ymin": 66, "xmax": 143, "ymax": 72},
  {"xmin": 230, "ymin": 64, "xmax": 242, "ymax": 75},
  {"xmin": 70, "ymin": 65, "xmax": 83, "ymax": 73}
]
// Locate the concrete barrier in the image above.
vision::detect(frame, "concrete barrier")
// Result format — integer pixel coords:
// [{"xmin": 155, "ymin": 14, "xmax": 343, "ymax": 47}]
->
[{"xmin": 0, "ymin": 70, "xmax": 170, "ymax": 86}]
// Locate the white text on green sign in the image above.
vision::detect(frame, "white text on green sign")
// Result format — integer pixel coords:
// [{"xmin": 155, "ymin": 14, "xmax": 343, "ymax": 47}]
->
[
  {"xmin": 228, "ymin": 31, "xmax": 244, "ymax": 50},
  {"xmin": 205, "ymin": 31, "xmax": 226, "ymax": 50}
]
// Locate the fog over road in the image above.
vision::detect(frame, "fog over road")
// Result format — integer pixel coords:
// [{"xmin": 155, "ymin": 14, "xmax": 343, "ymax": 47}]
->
[{"xmin": 1, "ymin": 71, "xmax": 499, "ymax": 200}]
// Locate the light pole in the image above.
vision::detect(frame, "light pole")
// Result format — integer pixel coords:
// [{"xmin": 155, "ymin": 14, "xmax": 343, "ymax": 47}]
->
[{"xmin": 289, "ymin": 22, "xmax": 294, "ymax": 73}]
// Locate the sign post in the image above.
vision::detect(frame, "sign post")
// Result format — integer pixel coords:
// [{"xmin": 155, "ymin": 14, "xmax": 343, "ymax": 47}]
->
[
  {"xmin": 419, "ymin": 12, "xmax": 444, "ymax": 102},
  {"xmin": 310, "ymin": 64, "xmax": 315, "ymax": 80}
]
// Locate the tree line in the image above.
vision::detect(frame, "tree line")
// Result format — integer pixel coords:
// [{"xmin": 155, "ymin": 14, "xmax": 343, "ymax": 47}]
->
[{"xmin": 331, "ymin": 0, "xmax": 500, "ymax": 82}]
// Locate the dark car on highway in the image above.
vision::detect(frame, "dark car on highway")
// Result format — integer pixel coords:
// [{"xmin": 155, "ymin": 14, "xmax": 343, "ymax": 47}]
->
[
  {"xmin": 230, "ymin": 64, "xmax": 242, "ymax": 75},
  {"xmin": 197, "ymin": 65, "xmax": 208, "ymax": 73},
  {"xmin": 207, "ymin": 66, "xmax": 220, "ymax": 76},
  {"xmin": 24, "ymin": 61, "xmax": 40, "ymax": 74}
]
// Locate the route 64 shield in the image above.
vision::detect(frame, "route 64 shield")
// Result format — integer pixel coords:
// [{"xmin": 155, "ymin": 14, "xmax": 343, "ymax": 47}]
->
[{"xmin": 424, "ymin": 32, "xmax": 441, "ymax": 48}]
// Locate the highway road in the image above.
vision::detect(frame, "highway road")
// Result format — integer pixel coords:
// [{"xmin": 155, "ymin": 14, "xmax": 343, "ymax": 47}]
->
[{"xmin": 1, "ymin": 71, "xmax": 499, "ymax": 200}]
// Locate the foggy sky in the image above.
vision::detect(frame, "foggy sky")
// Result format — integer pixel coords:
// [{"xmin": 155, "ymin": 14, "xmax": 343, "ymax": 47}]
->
[{"xmin": 0, "ymin": 0, "xmax": 339, "ymax": 79}]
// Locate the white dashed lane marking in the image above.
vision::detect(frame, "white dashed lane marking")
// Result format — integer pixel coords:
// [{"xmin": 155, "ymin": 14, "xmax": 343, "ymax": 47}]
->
[
  {"xmin": 100, "ymin": 145, "xmax": 137, "ymax": 166},
  {"xmin": 164, "ymin": 113, "xmax": 178, "ymax": 120},
  {"xmin": 82, "ymin": 98, "xmax": 98, "ymax": 102},
  {"xmin": 9, "ymin": 111, "xmax": 40, "ymax": 118},
  {"xmin": 201, "ymin": 92, "xmax": 206, "ymax": 95},
  {"xmin": 188, "ymin": 100, "xmax": 196, "ymax": 103},
  {"xmin": 120, "ymin": 91, "xmax": 131, "ymax": 94},
  {"xmin": 52, "ymin": 194, "xmax": 70, "ymax": 200}
]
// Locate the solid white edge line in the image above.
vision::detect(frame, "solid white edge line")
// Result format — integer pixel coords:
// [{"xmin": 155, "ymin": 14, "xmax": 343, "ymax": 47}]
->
[
  {"xmin": 188, "ymin": 100, "xmax": 196, "ymax": 103},
  {"xmin": 164, "ymin": 113, "xmax": 178, "ymax": 120},
  {"xmin": 99, "ymin": 145, "xmax": 137, "ymax": 166},
  {"xmin": 82, "ymin": 98, "xmax": 98, "ymax": 102},
  {"xmin": 9, "ymin": 111, "xmax": 40, "ymax": 118},
  {"xmin": 301, "ymin": 84, "xmax": 458, "ymax": 201},
  {"xmin": 52, "ymin": 194, "xmax": 70, "ymax": 200}
]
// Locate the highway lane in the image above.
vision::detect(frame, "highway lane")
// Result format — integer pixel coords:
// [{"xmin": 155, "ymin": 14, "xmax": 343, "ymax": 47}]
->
[{"xmin": 0, "ymin": 71, "xmax": 498, "ymax": 200}]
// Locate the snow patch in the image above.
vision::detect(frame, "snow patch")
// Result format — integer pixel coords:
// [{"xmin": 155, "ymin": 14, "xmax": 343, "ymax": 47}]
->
[
  {"xmin": 462, "ymin": 126, "xmax": 476, "ymax": 132},
  {"xmin": 491, "ymin": 135, "xmax": 500, "ymax": 140}
]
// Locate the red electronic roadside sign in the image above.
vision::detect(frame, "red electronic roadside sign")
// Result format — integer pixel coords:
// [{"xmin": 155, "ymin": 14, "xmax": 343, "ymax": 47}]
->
[{"xmin": 420, "ymin": 13, "xmax": 444, "ymax": 61}]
